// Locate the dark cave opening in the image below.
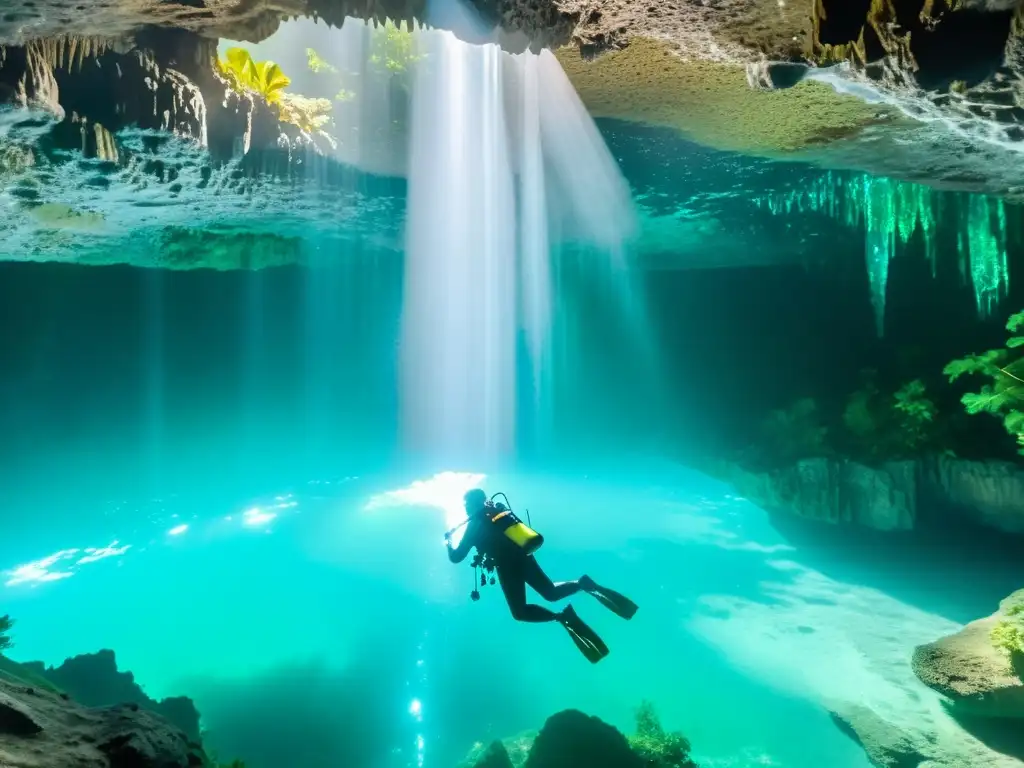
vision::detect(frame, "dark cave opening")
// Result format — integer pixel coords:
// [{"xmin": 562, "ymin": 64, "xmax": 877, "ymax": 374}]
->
[{"xmin": 911, "ymin": 9, "xmax": 1014, "ymax": 91}]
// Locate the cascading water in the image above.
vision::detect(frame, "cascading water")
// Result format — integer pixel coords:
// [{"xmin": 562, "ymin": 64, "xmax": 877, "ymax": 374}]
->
[{"xmin": 399, "ymin": 25, "xmax": 637, "ymax": 463}]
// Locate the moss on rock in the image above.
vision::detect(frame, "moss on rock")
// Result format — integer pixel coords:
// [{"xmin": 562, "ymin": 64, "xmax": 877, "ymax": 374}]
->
[
  {"xmin": 557, "ymin": 37, "xmax": 899, "ymax": 155},
  {"xmin": 153, "ymin": 227, "xmax": 302, "ymax": 271}
]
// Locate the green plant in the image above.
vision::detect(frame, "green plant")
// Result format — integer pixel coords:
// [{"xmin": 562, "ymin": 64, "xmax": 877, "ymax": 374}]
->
[
  {"xmin": 369, "ymin": 21, "xmax": 424, "ymax": 75},
  {"xmin": 628, "ymin": 701, "xmax": 697, "ymax": 768},
  {"xmin": 278, "ymin": 93, "xmax": 334, "ymax": 136},
  {"xmin": 204, "ymin": 748, "xmax": 246, "ymax": 768},
  {"xmin": 306, "ymin": 48, "xmax": 337, "ymax": 75},
  {"xmin": 0, "ymin": 614, "xmax": 14, "ymax": 653},
  {"xmin": 892, "ymin": 379, "xmax": 938, "ymax": 449},
  {"xmin": 218, "ymin": 47, "xmax": 291, "ymax": 105},
  {"xmin": 991, "ymin": 620, "xmax": 1024, "ymax": 657},
  {"xmin": 218, "ymin": 47, "xmax": 335, "ymax": 139},
  {"xmin": 944, "ymin": 310, "xmax": 1024, "ymax": 456},
  {"xmin": 843, "ymin": 370, "xmax": 882, "ymax": 447},
  {"xmin": 759, "ymin": 398, "xmax": 829, "ymax": 464},
  {"xmin": 842, "ymin": 370, "xmax": 942, "ymax": 460}
]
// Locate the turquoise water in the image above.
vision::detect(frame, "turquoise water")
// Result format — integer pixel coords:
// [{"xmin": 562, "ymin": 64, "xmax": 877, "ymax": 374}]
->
[
  {"xmin": 3, "ymin": 12, "xmax": 1024, "ymax": 768},
  {"xmin": 3, "ymin": 455, "xmax": 1013, "ymax": 767}
]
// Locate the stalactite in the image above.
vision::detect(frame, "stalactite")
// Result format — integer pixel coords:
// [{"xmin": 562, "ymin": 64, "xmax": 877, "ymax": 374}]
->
[
  {"xmin": 966, "ymin": 195, "xmax": 1009, "ymax": 317},
  {"xmin": 753, "ymin": 172, "xmax": 1013, "ymax": 332},
  {"xmin": 864, "ymin": 175, "xmax": 895, "ymax": 336}
]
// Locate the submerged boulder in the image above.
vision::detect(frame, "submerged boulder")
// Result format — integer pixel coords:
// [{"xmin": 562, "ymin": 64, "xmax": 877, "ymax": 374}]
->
[
  {"xmin": 464, "ymin": 704, "xmax": 698, "ymax": 768},
  {"xmin": 460, "ymin": 739, "xmax": 516, "ymax": 768},
  {"xmin": 912, "ymin": 589, "xmax": 1024, "ymax": 720},
  {"xmin": 524, "ymin": 709, "xmax": 644, "ymax": 768},
  {"xmin": 0, "ymin": 674, "xmax": 206, "ymax": 767}
]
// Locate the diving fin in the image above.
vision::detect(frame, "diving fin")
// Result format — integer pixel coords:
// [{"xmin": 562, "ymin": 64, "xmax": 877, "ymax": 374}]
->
[
  {"xmin": 581, "ymin": 577, "xmax": 638, "ymax": 620},
  {"xmin": 559, "ymin": 605, "xmax": 609, "ymax": 664}
]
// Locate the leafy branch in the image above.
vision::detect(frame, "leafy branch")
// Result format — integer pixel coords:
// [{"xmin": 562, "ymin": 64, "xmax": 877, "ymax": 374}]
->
[{"xmin": 944, "ymin": 310, "xmax": 1024, "ymax": 455}]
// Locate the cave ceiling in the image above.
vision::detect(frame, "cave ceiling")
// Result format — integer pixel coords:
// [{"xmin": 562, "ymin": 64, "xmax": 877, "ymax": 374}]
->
[{"xmin": 0, "ymin": 0, "xmax": 1022, "ymax": 269}]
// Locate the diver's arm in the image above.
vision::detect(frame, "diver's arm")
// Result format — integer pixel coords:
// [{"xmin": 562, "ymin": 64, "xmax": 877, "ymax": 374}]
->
[{"xmin": 447, "ymin": 520, "xmax": 478, "ymax": 564}]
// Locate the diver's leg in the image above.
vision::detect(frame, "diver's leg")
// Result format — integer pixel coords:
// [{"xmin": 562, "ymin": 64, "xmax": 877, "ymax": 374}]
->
[
  {"xmin": 578, "ymin": 575, "xmax": 639, "ymax": 620},
  {"xmin": 518, "ymin": 557, "xmax": 609, "ymax": 661},
  {"xmin": 497, "ymin": 563, "xmax": 560, "ymax": 623},
  {"xmin": 521, "ymin": 556, "xmax": 584, "ymax": 603},
  {"xmin": 559, "ymin": 605, "xmax": 610, "ymax": 663}
]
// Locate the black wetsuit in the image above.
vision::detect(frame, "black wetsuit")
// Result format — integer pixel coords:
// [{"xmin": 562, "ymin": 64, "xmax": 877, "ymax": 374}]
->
[{"xmin": 447, "ymin": 510, "xmax": 583, "ymax": 623}]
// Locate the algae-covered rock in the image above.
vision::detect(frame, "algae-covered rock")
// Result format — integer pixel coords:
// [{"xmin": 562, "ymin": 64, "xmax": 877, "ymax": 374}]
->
[
  {"xmin": 465, "ymin": 704, "xmax": 699, "ymax": 768},
  {"xmin": 556, "ymin": 38, "xmax": 900, "ymax": 156},
  {"xmin": 628, "ymin": 700, "xmax": 698, "ymax": 768},
  {"xmin": 912, "ymin": 589, "xmax": 1024, "ymax": 719},
  {"xmin": 151, "ymin": 227, "xmax": 304, "ymax": 271}
]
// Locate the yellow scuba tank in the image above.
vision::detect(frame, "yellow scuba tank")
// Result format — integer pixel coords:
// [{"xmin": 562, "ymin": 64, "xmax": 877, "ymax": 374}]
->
[{"xmin": 484, "ymin": 500, "xmax": 544, "ymax": 556}]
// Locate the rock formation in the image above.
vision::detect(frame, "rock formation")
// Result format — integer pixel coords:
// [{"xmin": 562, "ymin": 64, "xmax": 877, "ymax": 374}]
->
[
  {"xmin": 17, "ymin": 649, "xmax": 202, "ymax": 743},
  {"xmin": 716, "ymin": 454, "xmax": 1024, "ymax": 535},
  {"xmin": 912, "ymin": 589, "xmax": 1024, "ymax": 721},
  {"xmin": 524, "ymin": 710, "xmax": 645, "ymax": 768},
  {"xmin": 461, "ymin": 705, "xmax": 698, "ymax": 768},
  {"xmin": 828, "ymin": 703, "xmax": 928, "ymax": 768},
  {"xmin": 0, "ymin": 672, "xmax": 207, "ymax": 768},
  {"xmin": 0, "ymin": 0, "xmax": 1020, "ymax": 269}
]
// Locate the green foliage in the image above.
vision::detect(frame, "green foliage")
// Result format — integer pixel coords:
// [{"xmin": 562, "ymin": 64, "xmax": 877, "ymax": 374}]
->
[
  {"xmin": 758, "ymin": 398, "xmax": 829, "ymax": 464},
  {"xmin": 278, "ymin": 93, "xmax": 334, "ymax": 137},
  {"xmin": 944, "ymin": 310, "xmax": 1024, "ymax": 456},
  {"xmin": 218, "ymin": 47, "xmax": 334, "ymax": 138},
  {"xmin": 217, "ymin": 48, "xmax": 290, "ymax": 105},
  {"xmin": 306, "ymin": 48, "xmax": 337, "ymax": 75},
  {"xmin": 628, "ymin": 701, "xmax": 698, "ymax": 768},
  {"xmin": 369, "ymin": 21, "xmax": 423, "ymax": 75},
  {"xmin": 204, "ymin": 749, "xmax": 246, "ymax": 768},
  {"xmin": 991, "ymin": 620, "xmax": 1024, "ymax": 657},
  {"xmin": 0, "ymin": 614, "xmax": 13, "ymax": 653},
  {"xmin": 841, "ymin": 371, "xmax": 941, "ymax": 460}
]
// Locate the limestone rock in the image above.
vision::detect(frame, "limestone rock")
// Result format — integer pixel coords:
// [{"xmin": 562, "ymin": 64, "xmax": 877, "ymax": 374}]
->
[
  {"xmin": 912, "ymin": 590, "xmax": 1024, "ymax": 720},
  {"xmin": 0, "ymin": 675, "xmax": 206, "ymax": 768},
  {"xmin": 919, "ymin": 456, "xmax": 1024, "ymax": 534},
  {"xmin": 18, "ymin": 649, "xmax": 202, "ymax": 742},
  {"xmin": 0, "ymin": 691, "xmax": 43, "ymax": 736},
  {"xmin": 829, "ymin": 703, "xmax": 927, "ymax": 768},
  {"xmin": 716, "ymin": 455, "xmax": 1024, "ymax": 536},
  {"xmin": 721, "ymin": 457, "xmax": 917, "ymax": 532}
]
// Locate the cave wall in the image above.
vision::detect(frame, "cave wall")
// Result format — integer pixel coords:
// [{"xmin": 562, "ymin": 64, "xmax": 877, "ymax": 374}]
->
[{"xmin": 648, "ymin": 221, "xmax": 1024, "ymax": 458}]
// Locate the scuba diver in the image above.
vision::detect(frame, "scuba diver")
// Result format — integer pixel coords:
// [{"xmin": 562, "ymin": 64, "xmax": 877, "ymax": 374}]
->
[{"xmin": 444, "ymin": 488, "xmax": 637, "ymax": 663}]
